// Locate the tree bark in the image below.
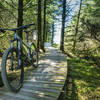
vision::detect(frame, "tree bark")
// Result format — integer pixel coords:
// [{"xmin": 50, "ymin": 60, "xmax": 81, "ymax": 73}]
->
[
  {"xmin": 37, "ymin": 0, "xmax": 42, "ymax": 51},
  {"xmin": 60, "ymin": 0, "xmax": 66, "ymax": 52},
  {"xmin": 51, "ymin": 21, "xmax": 55, "ymax": 45},
  {"xmin": 17, "ymin": 0, "xmax": 23, "ymax": 38},
  {"xmin": 42, "ymin": 0, "xmax": 47, "ymax": 52}
]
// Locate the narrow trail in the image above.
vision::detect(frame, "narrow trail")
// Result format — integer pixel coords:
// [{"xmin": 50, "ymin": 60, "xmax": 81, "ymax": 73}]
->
[{"xmin": 0, "ymin": 47, "xmax": 67, "ymax": 100}]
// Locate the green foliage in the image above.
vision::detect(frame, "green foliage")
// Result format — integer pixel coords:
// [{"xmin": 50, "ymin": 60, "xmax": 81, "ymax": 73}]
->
[
  {"xmin": 0, "ymin": 0, "xmax": 61, "ymax": 52},
  {"xmin": 61, "ymin": 58, "xmax": 100, "ymax": 100},
  {"xmin": 52, "ymin": 43, "xmax": 59, "ymax": 48},
  {"xmin": 65, "ymin": 0, "xmax": 100, "ymax": 58}
]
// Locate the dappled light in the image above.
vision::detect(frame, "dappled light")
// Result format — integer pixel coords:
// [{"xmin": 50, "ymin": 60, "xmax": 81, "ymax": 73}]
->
[
  {"xmin": 59, "ymin": 58, "xmax": 100, "ymax": 100},
  {"xmin": 0, "ymin": 0, "xmax": 100, "ymax": 100}
]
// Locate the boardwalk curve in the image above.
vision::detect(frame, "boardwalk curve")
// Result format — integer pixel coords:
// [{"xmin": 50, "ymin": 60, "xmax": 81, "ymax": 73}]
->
[{"xmin": 0, "ymin": 47, "xmax": 67, "ymax": 100}]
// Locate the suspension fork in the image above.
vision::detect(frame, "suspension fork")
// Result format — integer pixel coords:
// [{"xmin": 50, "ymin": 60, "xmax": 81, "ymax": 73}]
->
[
  {"xmin": 10, "ymin": 39, "xmax": 22, "ymax": 70},
  {"xmin": 17, "ymin": 39, "xmax": 22, "ymax": 67},
  {"xmin": 10, "ymin": 40, "xmax": 14, "ymax": 71},
  {"xmin": 29, "ymin": 47, "xmax": 32, "ymax": 60},
  {"xmin": 26, "ymin": 31, "xmax": 31, "ymax": 60}
]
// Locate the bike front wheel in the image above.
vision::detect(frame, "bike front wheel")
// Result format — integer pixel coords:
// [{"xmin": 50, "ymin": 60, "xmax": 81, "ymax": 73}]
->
[
  {"xmin": 31, "ymin": 43, "xmax": 38, "ymax": 68},
  {"xmin": 1, "ymin": 47, "xmax": 24, "ymax": 92}
]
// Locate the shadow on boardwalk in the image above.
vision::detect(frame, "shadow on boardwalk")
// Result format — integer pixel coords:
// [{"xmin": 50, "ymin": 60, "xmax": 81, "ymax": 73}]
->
[{"xmin": 0, "ymin": 47, "xmax": 67, "ymax": 100}]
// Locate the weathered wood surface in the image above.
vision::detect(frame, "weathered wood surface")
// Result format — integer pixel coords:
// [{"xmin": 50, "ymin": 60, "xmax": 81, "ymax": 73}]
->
[{"xmin": 0, "ymin": 47, "xmax": 67, "ymax": 100}]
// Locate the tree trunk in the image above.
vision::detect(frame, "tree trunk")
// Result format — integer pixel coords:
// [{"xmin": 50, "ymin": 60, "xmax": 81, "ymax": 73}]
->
[
  {"xmin": 60, "ymin": 0, "xmax": 66, "ymax": 52},
  {"xmin": 42, "ymin": 0, "xmax": 47, "ymax": 52},
  {"xmin": 73, "ymin": 0, "xmax": 82, "ymax": 50},
  {"xmin": 51, "ymin": 21, "xmax": 54, "ymax": 45},
  {"xmin": 17, "ymin": 0, "xmax": 23, "ymax": 38},
  {"xmin": 37, "ymin": 0, "xmax": 42, "ymax": 51}
]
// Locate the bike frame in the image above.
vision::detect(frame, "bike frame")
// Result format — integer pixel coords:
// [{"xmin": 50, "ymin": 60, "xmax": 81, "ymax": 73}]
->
[
  {"xmin": 10, "ymin": 31, "xmax": 32, "ymax": 69},
  {"xmin": 0, "ymin": 23, "xmax": 35, "ymax": 69}
]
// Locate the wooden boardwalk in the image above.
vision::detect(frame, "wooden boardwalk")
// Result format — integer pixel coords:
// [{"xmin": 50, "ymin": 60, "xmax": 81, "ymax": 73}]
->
[{"xmin": 0, "ymin": 47, "xmax": 67, "ymax": 100}]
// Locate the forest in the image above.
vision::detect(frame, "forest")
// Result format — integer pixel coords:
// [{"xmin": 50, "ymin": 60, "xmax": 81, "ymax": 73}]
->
[{"xmin": 0, "ymin": 0, "xmax": 100, "ymax": 100}]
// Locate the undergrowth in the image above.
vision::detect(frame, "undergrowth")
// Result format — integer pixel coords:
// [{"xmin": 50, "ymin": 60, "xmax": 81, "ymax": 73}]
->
[{"xmin": 59, "ymin": 58, "xmax": 100, "ymax": 100}]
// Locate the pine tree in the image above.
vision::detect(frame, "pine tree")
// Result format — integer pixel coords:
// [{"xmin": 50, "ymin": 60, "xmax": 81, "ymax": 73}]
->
[
  {"xmin": 37, "ymin": 0, "xmax": 42, "ymax": 51},
  {"xmin": 60, "ymin": 0, "xmax": 66, "ymax": 52},
  {"xmin": 17, "ymin": 0, "xmax": 23, "ymax": 38},
  {"xmin": 73, "ymin": 0, "xmax": 82, "ymax": 50}
]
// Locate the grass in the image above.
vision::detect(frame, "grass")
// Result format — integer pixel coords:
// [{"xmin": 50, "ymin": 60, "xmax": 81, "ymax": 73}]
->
[
  {"xmin": 52, "ymin": 44, "xmax": 59, "ymax": 48},
  {"xmin": 58, "ymin": 58, "xmax": 100, "ymax": 100}
]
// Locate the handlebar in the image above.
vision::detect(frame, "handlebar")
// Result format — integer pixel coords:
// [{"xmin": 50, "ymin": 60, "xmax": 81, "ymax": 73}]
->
[{"xmin": 0, "ymin": 23, "xmax": 35, "ymax": 33}]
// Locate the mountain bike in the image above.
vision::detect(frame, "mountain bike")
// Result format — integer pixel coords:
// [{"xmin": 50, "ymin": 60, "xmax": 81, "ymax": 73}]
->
[{"xmin": 0, "ymin": 24, "xmax": 38, "ymax": 92}]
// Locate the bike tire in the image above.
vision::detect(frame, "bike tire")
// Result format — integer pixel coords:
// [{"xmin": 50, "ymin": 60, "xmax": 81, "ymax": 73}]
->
[
  {"xmin": 31, "ymin": 43, "xmax": 38, "ymax": 68},
  {"xmin": 1, "ymin": 47, "xmax": 24, "ymax": 92}
]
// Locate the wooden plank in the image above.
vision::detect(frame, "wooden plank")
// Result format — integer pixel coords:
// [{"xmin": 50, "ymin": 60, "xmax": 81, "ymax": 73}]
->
[
  {"xmin": 24, "ymin": 82, "xmax": 64, "ymax": 87},
  {"xmin": 24, "ymin": 80, "xmax": 64, "ymax": 85},
  {"xmin": 30, "ymin": 72, "xmax": 67, "ymax": 76},
  {"xmin": 0, "ymin": 91, "xmax": 40, "ymax": 100},
  {"xmin": 20, "ymin": 89, "xmax": 58, "ymax": 99},
  {"xmin": 24, "ymin": 79, "xmax": 65, "ymax": 83},
  {"xmin": 22, "ymin": 85, "xmax": 61, "ymax": 93}
]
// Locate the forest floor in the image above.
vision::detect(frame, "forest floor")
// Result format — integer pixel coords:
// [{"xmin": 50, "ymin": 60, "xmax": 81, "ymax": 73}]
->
[{"xmin": 58, "ymin": 57, "xmax": 100, "ymax": 100}]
